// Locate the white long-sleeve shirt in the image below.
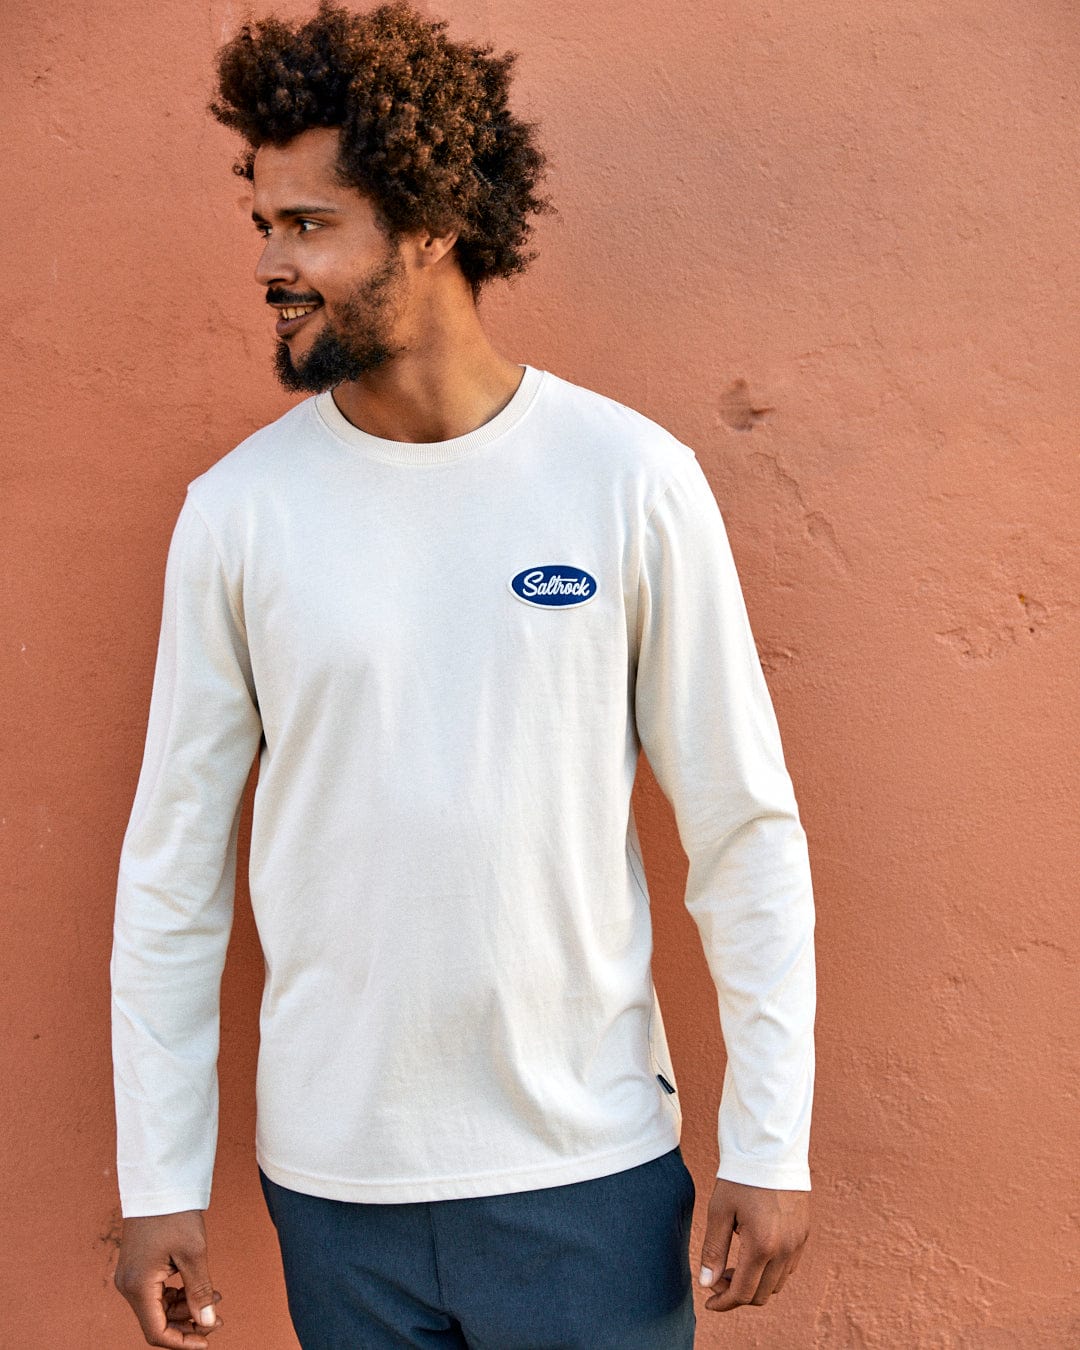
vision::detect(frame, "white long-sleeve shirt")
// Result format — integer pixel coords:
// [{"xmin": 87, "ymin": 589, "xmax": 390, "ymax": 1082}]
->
[{"xmin": 110, "ymin": 362, "xmax": 816, "ymax": 1217}]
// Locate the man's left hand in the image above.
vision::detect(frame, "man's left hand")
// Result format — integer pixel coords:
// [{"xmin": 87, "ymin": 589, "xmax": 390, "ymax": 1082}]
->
[{"xmin": 697, "ymin": 1178, "xmax": 810, "ymax": 1312}]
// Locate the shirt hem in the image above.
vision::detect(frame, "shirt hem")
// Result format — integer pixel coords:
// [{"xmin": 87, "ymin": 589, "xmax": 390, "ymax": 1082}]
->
[{"xmin": 256, "ymin": 1123, "xmax": 682, "ymax": 1204}]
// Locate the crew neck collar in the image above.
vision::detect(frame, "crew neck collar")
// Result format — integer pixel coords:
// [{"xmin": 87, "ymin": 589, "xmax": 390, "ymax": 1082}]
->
[{"xmin": 312, "ymin": 364, "xmax": 545, "ymax": 465}]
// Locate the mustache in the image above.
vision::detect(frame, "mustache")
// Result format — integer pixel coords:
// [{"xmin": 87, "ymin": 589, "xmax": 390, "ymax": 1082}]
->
[{"xmin": 266, "ymin": 292, "xmax": 323, "ymax": 307}]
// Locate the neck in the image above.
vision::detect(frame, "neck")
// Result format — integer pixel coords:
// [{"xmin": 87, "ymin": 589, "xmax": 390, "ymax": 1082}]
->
[{"xmin": 331, "ymin": 288, "xmax": 524, "ymax": 443}]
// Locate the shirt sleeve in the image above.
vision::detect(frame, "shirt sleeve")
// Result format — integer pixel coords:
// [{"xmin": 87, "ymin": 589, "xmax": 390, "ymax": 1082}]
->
[
  {"xmin": 110, "ymin": 491, "xmax": 262, "ymax": 1217},
  {"xmin": 633, "ymin": 452, "xmax": 817, "ymax": 1191}
]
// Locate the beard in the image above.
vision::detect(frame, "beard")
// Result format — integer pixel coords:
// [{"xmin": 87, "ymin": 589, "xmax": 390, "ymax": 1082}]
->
[{"xmin": 272, "ymin": 249, "xmax": 408, "ymax": 394}]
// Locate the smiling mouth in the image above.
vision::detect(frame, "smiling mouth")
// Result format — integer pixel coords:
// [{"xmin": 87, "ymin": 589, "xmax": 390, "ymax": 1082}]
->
[{"xmin": 275, "ymin": 303, "xmax": 322, "ymax": 336}]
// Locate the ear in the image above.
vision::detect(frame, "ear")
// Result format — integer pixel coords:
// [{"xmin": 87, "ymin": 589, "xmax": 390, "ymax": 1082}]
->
[{"xmin": 415, "ymin": 227, "xmax": 460, "ymax": 269}]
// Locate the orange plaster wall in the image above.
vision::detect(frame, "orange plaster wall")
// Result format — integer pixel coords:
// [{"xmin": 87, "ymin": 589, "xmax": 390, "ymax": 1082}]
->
[{"xmin": 4, "ymin": 1, "xmax": 1078, "ymax": 1345}]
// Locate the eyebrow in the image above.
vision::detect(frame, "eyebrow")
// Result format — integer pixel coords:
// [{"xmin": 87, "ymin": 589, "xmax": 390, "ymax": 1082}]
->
[{"xmin": 251, "ymin": 205, "xmax": 343, "ymax": 222}]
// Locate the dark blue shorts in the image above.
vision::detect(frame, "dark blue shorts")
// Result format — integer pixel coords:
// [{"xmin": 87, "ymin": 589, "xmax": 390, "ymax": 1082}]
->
[{"xmin": 258, "ymin": 1145, "xmax": 697, "ymax": 1349}]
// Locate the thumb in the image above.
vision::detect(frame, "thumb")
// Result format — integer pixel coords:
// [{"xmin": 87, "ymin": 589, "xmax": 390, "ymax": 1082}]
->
[
  {"xmin": 699, "ymin": 1210, "xmax": 736, "ymax": 1290},
  {"xmin": 174, "ymin": 1247, "xmax": 220, "ymax": 1330}
]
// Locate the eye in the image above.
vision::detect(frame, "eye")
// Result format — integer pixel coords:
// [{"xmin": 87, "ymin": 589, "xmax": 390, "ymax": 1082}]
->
[{"xmin": 253, "ymin": 219, "xmax": 322, "ymax": 238}]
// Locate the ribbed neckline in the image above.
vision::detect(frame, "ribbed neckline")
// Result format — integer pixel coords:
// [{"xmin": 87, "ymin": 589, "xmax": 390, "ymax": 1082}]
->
[{"xmin": 312, "ymin": 364, "xmax": 545, "ymax": 464}]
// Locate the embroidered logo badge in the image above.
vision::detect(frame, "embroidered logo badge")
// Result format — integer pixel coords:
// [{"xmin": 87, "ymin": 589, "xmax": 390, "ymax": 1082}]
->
[{"xmin": 509, "ymin": 564, "xmax": 597, "ymax": 608}]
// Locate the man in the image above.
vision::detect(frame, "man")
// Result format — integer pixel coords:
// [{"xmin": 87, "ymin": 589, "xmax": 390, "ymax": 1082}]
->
[{"xmin": 110, "ymin": 2, "xmax": 817, "ymax": 1346}]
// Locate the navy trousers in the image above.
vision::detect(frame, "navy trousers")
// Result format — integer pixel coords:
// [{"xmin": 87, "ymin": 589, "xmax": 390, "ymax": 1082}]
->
[{"xmin": 258, "ymin": 1145, "xmax": 697, "ymax": 1349}]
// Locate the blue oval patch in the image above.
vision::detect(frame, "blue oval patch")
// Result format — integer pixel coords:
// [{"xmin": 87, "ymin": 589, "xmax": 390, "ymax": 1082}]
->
[{"xmin": 510, "ymin": 564, "xmax": 597, "ymax": 608}]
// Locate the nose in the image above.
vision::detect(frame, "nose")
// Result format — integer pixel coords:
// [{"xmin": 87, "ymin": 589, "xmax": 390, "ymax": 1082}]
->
[{"xmin": 254, "ymin": 233, "xmax": 299, "ymax": 289}]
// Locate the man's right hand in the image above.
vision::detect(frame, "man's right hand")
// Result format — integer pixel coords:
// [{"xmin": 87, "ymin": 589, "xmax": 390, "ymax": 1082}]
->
[{"xmin": 114, "ymin": 1209, "xmax": 224, "ymax": 1348}]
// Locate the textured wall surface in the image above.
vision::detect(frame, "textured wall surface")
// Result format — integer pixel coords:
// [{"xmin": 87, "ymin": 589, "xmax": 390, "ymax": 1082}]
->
[{"xmin": 3, "ymin": 1, "xmax": 1078, "ymax": 1345}]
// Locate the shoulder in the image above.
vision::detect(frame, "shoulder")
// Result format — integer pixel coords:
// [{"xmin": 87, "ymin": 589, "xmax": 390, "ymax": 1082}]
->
[
  {"xmin": 538, "ymin": 367, "xmax": 699, "ymax": 501},
  {"xmin": 184, "ymin": 396, "xmax": 317, "ymax": 523},
  {"xmin": 537, "ymin": 369, "xmax": 702, "ymax": 515}
]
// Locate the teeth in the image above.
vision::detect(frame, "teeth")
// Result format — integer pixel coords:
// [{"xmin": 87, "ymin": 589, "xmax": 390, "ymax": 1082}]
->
[{"xmin": 281, "ymin": 305, "xmax": 317, "ymax": 320}]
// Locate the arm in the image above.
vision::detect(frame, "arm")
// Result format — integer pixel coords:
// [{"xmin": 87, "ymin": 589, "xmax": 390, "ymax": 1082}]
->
[
  {"xmin": 632, "ymin": 450, "xmax": 816, "ymax": 1309},
  {"xmin": 110, "ymin": 492, "xmax": 259, "ymax": 1344},
  {"xmin": 110, "ymin": 491, "xmax": 262, "ymax": 1219}
]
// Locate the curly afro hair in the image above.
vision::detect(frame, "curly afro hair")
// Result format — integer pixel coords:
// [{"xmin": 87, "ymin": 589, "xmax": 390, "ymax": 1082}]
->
[{"xmin": 207, "ymin": 0, "xmax": 557, "ymax": 303}]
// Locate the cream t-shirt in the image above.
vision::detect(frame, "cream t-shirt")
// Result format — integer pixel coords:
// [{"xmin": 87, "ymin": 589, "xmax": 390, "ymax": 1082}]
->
[{"xmin": 110, "ymin": 364, "xmax": 816, "ymax": 1217}]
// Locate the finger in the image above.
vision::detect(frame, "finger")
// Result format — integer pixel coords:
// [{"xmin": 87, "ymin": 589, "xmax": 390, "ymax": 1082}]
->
[
  {"xmin": 775, "ymin": 1244, "xmax": 804, "ymax": 1292},
  {"xmin": 705, "ymin": 1265, "xmax": 735, "ymax": 1301},
  {"xmin": 129, "ymin": 1276, "xmax": 213, "ymax": 1349},
  {"xmin": 705, "ymin": 1246, "xmax": 770, "ymax": 1312},
  {"xmin": 777, "ymin": 1246, "xmax": 802, "ymax": 1289},
  {"xmin": 174, "ymin": 1251, "xmax": 221, "ymax": 1334},
  {"xmin": 698, "ymin": 1215, "xmax": 735, "ymax": 1291},
  {"xmin": 165, "ymin": 1287, "xmax": 223, "ymax": 1321},
  {"xmin": 747, "ymin": 1253, "xmax": 788, "ymax": 1305},
  {"xmin": 166, "ymin": 1313, "xmax": 225, "ymax": 1337}
]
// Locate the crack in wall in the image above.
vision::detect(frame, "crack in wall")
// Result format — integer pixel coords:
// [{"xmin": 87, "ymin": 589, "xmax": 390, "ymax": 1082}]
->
[{"xmin": 747, "ymin": 449, "xmax": 854, "ymax": 574}]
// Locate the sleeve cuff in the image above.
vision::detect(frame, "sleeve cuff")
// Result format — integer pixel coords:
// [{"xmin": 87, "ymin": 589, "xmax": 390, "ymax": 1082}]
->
[
  {"xmin": 118, "ymin": 1187, "xmax": 211, "ymax": 1219},
  {"xmin": 716, "ymin": 1154, "xmax": 812, "ymax": 1191}
]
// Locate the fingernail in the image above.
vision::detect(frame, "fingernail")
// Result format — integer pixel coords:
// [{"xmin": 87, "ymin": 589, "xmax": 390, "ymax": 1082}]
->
[
  {"xmin": 200, "ymin": 1306, "xmax": 217, "ymax": 1326},
  {"xmin": 699, "ymin": 1265, "xmax": 714, "ymax": 1286}
]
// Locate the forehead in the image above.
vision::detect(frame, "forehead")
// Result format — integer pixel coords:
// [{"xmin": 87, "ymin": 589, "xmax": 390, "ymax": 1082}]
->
[{"xmin": 251, "ymin": 126, "xmax": 351, "ymax": 208}]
